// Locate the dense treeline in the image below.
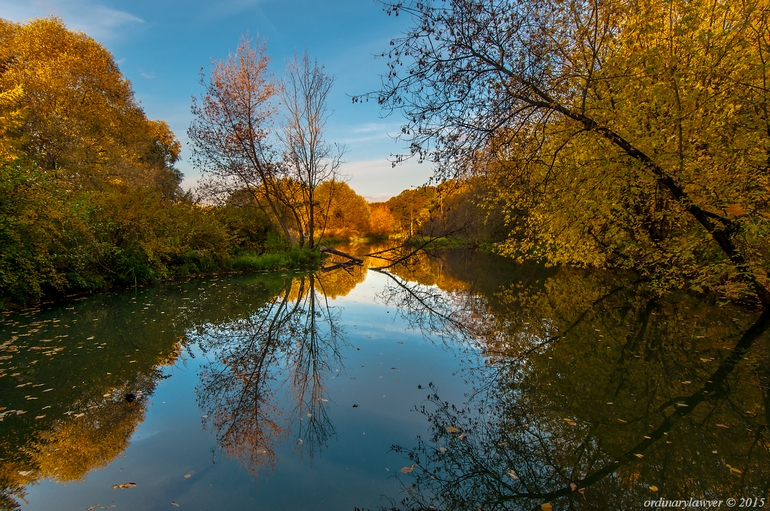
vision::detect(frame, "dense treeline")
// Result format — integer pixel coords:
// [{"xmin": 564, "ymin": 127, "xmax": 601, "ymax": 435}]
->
[
  {"xmin": 0, "ymin": 18, "xmax": 315, "ymax": 309},
  {"xmin": 370, "ymin": 0, "xmax": 770, "ymax": 307}
]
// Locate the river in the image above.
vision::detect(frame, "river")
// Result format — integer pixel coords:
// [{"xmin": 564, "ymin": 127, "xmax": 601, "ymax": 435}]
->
[{"xmin": 1, "ymin": 248, "xmax": 768, "ymax": 510}]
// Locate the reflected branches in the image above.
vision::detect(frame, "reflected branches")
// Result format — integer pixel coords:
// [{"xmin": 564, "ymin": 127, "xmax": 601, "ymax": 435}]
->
[
  {"xmin": 190, "ymin": 272, "xmax": 348, "ymax": 474},
  {"xmin": 376, "ymin": 267, "xmax": 770, "ymax": 510}
]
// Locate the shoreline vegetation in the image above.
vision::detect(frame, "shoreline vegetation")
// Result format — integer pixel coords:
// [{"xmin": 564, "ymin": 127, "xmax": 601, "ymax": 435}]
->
[
  {"xmin": 0, "ymin": 19, "xmax": 502, "ymax": 311},
  {"xmin": 5, "ymin": 0, "xmax": 770, "ymax": 312}
]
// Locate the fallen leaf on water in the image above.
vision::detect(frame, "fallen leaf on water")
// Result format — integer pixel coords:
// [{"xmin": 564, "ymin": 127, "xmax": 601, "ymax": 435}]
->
[
  {"xmin": 542, "ymin": 503, "xmax": 553, "ymax": 511},
  {"xmin": 617, "ymin": 419, "xmax": 627, "ymax": 424},
  {"xmin": 726, "ymin": 465, "xmax": 742, "ymax": 475},
  {"xmin": 445, "ymin": 426, "xmax": 460, "ymax": 433},
  {"xmin": 111, "ymin": 482, "xmax": 136, "ymax": 489},
  {"xmin": 184, "ymin": 473, "xmax": 191, "ymax": 479},
  {"xmin": 507, "ymin": 470, "xmax": 518, "ymax": 479},
  {"xmin": 74, "ymin": 413, "xmax": 85, "ymax": 418},
  {"xmin": 725, "ymin": 204, "xmax": 746, "ymax": 216},
  {"xmin": 171, "ymin": 503, "xmax": 179, "ymax": 508},
  {"xmin": 400, "ymin": 465, "xmax": 416, "ymax": 473},
  {"xmin": 35, "ymin": 415, "xmax": 45, "ymax": 420},
  {"xmin": 716, "ymin": 423, "xmax": 729, "ymax": 429},
  {"xmin": 103, "ymin": 394, "xmax": 111, "ymax": 398},
  {"xmin": 634, "ymin": 453, "xmax": 644, "ymax": 459},
  {"xmin": 458, "ymin": 433, "xmax": 467, "ymax": 440},
  {"xmin": 439, "ymin": 446, "xmax": 447, "ymax": 453},
  {"xmin": 649, "ymin": 485, "xmax": 659, "ymax": 492},
  {"xmin": 563, "ymin": 418, "xmax": 577, "ymax": 426},
  {"xmin": 86, "ymin": 505, "xmax": 99, "ymax": 511},
  {"xmin": 570, "ymin": 483, "xmax": 577, "ymax": 491},
  {"xmin": 578, "ymin": 488, "xmax": 586, "ymax": 495}
]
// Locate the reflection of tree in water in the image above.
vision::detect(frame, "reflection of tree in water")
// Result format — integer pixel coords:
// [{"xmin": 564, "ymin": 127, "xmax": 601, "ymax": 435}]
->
[
  {"xmin": 372, "ymin": 259, "xmax": 770, "ymax": 510},
  {"xmin": 0, "ymin": 367, "xmax": 168, "ymax": 511},
  {"xmin": 190, "ymin": 271, "xmax": 348, "ymax": 475}
]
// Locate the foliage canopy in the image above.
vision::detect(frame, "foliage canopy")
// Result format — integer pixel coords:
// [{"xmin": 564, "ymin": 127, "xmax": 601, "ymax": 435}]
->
[{"xmin": 372, "ymin": 0, "xmax": 770, "ymax": 307}]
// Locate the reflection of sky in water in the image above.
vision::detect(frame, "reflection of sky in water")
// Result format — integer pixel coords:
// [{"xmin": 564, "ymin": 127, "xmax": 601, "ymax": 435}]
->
[
  {"xmin": 5, "ymin": 251, "xmax": 769, "ymax": 511},
  {"xmin": 15, "ymin": 269, "xmax": 486, "ymax": 511}
]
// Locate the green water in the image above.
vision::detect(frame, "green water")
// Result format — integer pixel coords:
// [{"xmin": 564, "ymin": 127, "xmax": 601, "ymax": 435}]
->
[{"xmin": 1, "ymin": 250, "xmax": 768, "ymax": 510}]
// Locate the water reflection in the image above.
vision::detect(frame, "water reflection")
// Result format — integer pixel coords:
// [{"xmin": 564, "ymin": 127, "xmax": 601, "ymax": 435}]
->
[
  {"xmin": 0, "ymin": 303, "xmax": 182, "ymax": 510},
  {"xmin": 2, "ymin": 250, "xmax": 768, "ymax": 511},
  {"xmin": 189, "ymin": 271, "xmax": 358, "ymax": 474},
  {"xmin": 373, "ymin": 260, "xmax": 770, "ymax": 510}
]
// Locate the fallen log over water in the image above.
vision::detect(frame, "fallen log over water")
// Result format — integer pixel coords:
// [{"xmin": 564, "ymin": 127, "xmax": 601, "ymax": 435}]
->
[{"xmin": 319, "ymin": 246, "xmax": 364, "ymax": 265}]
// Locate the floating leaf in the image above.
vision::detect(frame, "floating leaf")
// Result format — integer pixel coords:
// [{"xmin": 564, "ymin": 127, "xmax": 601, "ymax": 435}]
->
[
  {"xmin": 507, "ymin": 470, "xmax": 518, "ymax": 479},
  {"xmin": 727, "ymin": 465, "xmax": 743, "ymax": 475},
  {"xmin": 563, "ymin": 418, "xmax": 577, "ymax": 426},
  {"xmin": 716, "ymin": 423, "xmax": 729, "ymax": 429},
  {"xmin": 570, "ymin": 483, "xmax": 577, "ymax": 491},
  {"xmin": 458, "ymin": 433, "xmax": 467, "ymax": 440},
  {"xmin": 445, "ymin": 426, "xmax": 460, "ymax": 433},
  {"xmin": 649, "ymin": 485, "xmax": 659, "ymax": 492},
  {"xmin": 111, "ymin": 482, "xmax": 136, "ymax": 489},
  {"xmin": 439, "ymin": 446, "xmax": 447, "ymax": 453},
  {"xmin": 171, "ymin": 503, "xmax": 179, "ymax": 508},
  {"xmin": 634, "ymin": 453, "xmax": 644, "ymax": 459},
  {"xmin": 400, "ymin": 464, "xmax": 415, "ymax": 473},
  {"xmin": 725, "ymin": 204, "xmax": 746, "ymax": 216},
  {"xmin": 541, "ymin": 503, "xmax": 553, "ymax": 511},
  {"xmin": 87, "ymin": 505, "xmax": 99, "ymax": 511},
  {"xmin": 184, "ymin": 473, "xmax": 191, "ymax": 479}
]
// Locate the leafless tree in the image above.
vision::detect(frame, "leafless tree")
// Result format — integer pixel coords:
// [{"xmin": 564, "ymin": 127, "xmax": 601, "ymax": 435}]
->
[{"xmin": 280, "ymin": 51, "xmax": 344, "ymax": 249}]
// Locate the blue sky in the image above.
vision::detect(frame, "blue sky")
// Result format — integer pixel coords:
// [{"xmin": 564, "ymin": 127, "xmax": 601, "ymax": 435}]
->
[{"xmin": 2, "ymin": 0, "xmax": 432, "ymax": 200}]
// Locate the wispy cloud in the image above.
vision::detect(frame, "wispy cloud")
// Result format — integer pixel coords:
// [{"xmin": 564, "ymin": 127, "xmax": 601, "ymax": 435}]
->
[
  {"xmin": 342, "ymin": 157, "xmax": 433, "ymax": 201},
  {"xmin": 139, "ymin": 71, "xmax": 156, "ymax": 79},
  {"xmin": 3, "ymin": 0, "xmax": 144, "ymax": 42}
]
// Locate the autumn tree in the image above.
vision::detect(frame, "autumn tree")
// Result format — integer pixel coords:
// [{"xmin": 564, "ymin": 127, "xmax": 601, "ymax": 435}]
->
[
  {"xmin": 368, "ymin": 203, "xmax": 396, "ymax": 236},
  {"xmin": 188, "ymin": 36, "xmax": 296, "ymax": 240},
  {"xmin": 0, "ymin": 17, "xmax": 201, "ymax": 306},
  {"xmin": 315, "ymin": 181, "xmax": 370, "ymax": 236},
  {"xmin": 386, "ymin": 186, "xmax": 436, "ymax": 237},
  {"xmin": 0, "ymin": 17, "xmax": 180, "ymax": 190},
  {"xmin": 371, "ymin": 0, "xmax": 770, "ymax": 307},
  {"xmin": 280, "ymin": 51, "xmax": 344, "ymax": 248}
]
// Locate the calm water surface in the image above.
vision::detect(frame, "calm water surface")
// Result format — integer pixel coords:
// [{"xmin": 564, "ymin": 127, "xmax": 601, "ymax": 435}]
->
[{"xmin": 1, "ymin": 249, "xmax": 768, "ymax": 510}]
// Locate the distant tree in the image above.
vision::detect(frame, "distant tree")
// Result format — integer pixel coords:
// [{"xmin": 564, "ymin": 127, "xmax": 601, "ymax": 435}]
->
[
  {"xmin": 386, "ymin": 187, "xmax": 436, "ymax": 237},
  {"xmin": 280, "ymin": 51, "xmax": 344, "ymax": 248},
  {"xmin": 316, "ymin": 181, "xmax": 370, "ymax": 235},
  {"xmin": 368, "ymin": 203, "xmax": 396, "ymax": 236}
]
